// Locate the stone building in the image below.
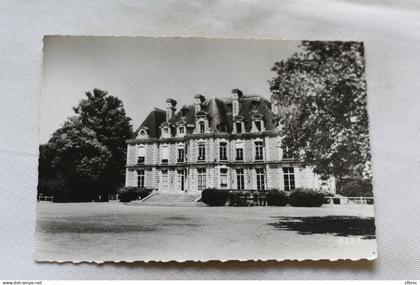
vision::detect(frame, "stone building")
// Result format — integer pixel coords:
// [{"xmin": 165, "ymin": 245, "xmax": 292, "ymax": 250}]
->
[{"xmin": 125, "ymin": 89, "xmax": 336, "ymax": 194}]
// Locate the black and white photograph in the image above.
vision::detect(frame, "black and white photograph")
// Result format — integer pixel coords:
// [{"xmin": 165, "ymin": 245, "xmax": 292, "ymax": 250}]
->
[{"xmin": 35, "ymin": 36, "xmax": 376, "ymax": 262}]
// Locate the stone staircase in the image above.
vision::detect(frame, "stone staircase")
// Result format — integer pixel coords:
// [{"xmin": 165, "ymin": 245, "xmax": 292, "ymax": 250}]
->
[{"xmin": 131, "ymin": 192, "xmax": 205, "ymax": 207}]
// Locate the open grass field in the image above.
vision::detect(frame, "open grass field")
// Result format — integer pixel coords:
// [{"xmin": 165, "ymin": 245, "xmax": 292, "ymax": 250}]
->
[{"xmin": 35, "ymin": 203, "xmax": 376, "ymax": 262}]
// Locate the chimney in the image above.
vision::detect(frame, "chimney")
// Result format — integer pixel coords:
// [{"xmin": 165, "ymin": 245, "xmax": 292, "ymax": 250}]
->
[
  {"xmin": 194, "ymin": 94, "xmax": 205, "ymax": 113},
  {"xmin": 231, "ymin": 89, "xmax": 243, "ymax": 117},
  {"xmin": 166, "ymin": 98, "xmax": 177, "ymax": 121}
]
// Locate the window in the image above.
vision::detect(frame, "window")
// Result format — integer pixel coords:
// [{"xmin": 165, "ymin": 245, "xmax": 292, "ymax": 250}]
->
[
  {"xmin": 255, "ymin": 141, "xmax": 263, "ymax": 160},
  {"xmin": 236, "ymin": 169, "xmax": 245, "ymax": 190},
  {"xmin": 177, "ymin": 148, "xmax": 185, "ymax": 162},
  {"xmin": 198, "ymin": 169, "xmax": 206, "ymax": 191},
  {"xmin": 236, "ymin": 122, "xmax": 242, "ymax": 133},
  {"xmin": 256, "ymin": 169, "xmax": 265, "ymax": 190},
  {"xmin": 161, "ymin": 170, "xmax": 168, "ymax": 188},
  {"xmin": 179, "ymin": 127, "xmax": 184, "ymax": 134},
  {"xmin": 283, "ymin": 167, "xmax": 295, "ymax": 191},
  {"xmin": 219, "ymin": 142, "xmax": 227, "ymax": 160},
  {"xmin": 255, "ymin": 120, "xmax": 262, "ymax": 132},
  {"xmin": 282, "ymin": 146, "xmax": 293, "ymax": 159},
  {"xmin": 137, "ymin": 170, "xmax": 145, "ymax": 188},
  {"xmin": 199, "ymin": 121, "xmax": 205, "ymax": 133},
  {"xmin": 178, "ymin": 170, "xmax": 185, "ymax": 191},
  {"xmin": 235, "ymin": 141, "xmax": 244, "ymax": 161},
  {"xmin": 232, "ymin": 100, "xmax": 239, "ymax": 116},
  {"xmin": 163, "ymin": 127, "xmax": 169, "ymax": 134},
  {"xmin": 198, "ymin": 142, "xmax": 206, "ymax": 161},
  {"xmin": 220, "ymin": 168, "xmax": 228, "ymax": 188},
  {"xmin": 161, "ymin": 145, "xmax": 169, "ymax": 164},
  {"xmin": 137, "ymin": 145, "xmax": 145, "ymax": 164}
]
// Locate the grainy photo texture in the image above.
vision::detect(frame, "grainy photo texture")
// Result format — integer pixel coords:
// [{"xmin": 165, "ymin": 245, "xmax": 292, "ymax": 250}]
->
[{"xmin": 36, "ymin": 36, "xmax": 376, "ymax": 262}]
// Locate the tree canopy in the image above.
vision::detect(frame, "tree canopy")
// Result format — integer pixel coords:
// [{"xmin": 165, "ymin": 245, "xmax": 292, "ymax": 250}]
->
[
  {"xmin": 38, "ymin": 89, "xmax": 133, "ymax": 201},
  {"xmin": 270, "ymin": 41, "xmax": 371, "ymax": 181}
]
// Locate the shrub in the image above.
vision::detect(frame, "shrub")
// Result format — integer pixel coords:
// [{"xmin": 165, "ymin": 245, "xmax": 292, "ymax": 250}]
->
[
  {"xmin": 227, "ymin": 190, "xmax": 249, "ymax": 206},
  {"xmin": 289, "ymin": 188, "xmax": 325, "ymax": 207},
  {"xmin": 118, "ymin": 187, "xmax": 152, "ymax": 202},
  {"xmin": 267, "ymin": 189, "xmax": 288, "ymax": 206},
  {"xmin": 202, "ymin": 188, "xmax": 228, "ymax": 206},
  {"xmin": 337, "ymin": 177, "xmax": 373, "ymax": 197}
]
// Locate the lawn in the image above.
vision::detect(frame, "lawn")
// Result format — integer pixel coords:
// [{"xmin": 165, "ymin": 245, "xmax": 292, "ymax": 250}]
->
[{"xmin": 35, "ymin": 203, "xmax": 376, "ymax": 262}]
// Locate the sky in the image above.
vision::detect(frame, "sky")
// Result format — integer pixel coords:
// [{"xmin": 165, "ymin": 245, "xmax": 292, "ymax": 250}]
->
[{"xmin": 40, "ymin": 36, "xmax": 300, "ymax": 143}]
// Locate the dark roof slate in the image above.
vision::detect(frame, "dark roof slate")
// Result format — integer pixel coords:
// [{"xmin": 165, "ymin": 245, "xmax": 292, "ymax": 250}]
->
[
  {"xmin": 135, "ymin": 108, "xmax": 166, "ymax": 138},
  {"xmin": 135, "ymin": 94, "xmax": 276, "ymax": 138}
]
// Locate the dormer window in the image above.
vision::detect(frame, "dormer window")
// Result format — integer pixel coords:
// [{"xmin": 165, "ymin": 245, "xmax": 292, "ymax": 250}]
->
[
  {"xmin": 236, "ymin": 122, "xmax": 242, "ymax": 134},
  {"xmin": 255, "ymin": 120, "xmax": 262, "ymax": 132},
  {"xmin": 179, "ymin": 127, "xmax": 184, "ymax": 134},
  {"xmin": 199, "ymin": 121, "xmax": 205, "ymax": 133},
  {"xmin": 136, "ymin": 128, "xmax": 149, "ymax": 139},
  {"xmin": 252, "ymin": 118, "xmax": 264, "ymax": 133},
  {"xmin": 163, "ymin": 127, "xmax": 169, "ymax": 134}
]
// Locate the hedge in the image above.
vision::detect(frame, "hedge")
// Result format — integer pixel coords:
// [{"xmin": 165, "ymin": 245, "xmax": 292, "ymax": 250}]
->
[
  {"xmin": 267, "ymin": 189, "xmax": 288, "ymax": 206},
  {"xmin": 201, "ymin": 189, "xmax": 229, "ymax": 206},
  {"xmin": 289, "ymin": 188, "xmax": 325, "ymax": 207},
  {"xmin": 118, "ymin": 187, "xmax": 152, "ymax": 202}
]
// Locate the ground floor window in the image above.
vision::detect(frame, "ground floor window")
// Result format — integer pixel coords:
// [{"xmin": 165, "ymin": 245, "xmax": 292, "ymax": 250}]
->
[
  {"xmin": 198, "ymin": 168, "xmax": 206, "ymax": 191},
  {"xmin": 220, "ymin": 168, "xmax": 228, "ymax": 188},
  {"xmin": 283, "ymin": 167, "xmax": 295, "ymax": 191},
  {"xmin": 236, "ymin": 169, "xmax": 244, "ymax": 190},
  {"xmin": 137, "ymin": 170, "xmax": 145, "ymax": 188},
  {"xmin": 256, "ymin": 168, "xmax": 265, "ymax": 190},
  {"xmin": 178, "ymin": 170, "xmax": 185, "ymax": 191}
]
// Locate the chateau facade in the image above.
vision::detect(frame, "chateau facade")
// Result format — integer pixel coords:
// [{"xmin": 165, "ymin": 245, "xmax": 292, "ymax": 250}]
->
[{"xmin": 125, "ymin": 89, "xmax": 336, "ymax": 194}]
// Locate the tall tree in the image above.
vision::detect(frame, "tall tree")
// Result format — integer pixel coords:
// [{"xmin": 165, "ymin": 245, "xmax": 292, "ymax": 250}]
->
[
  {"xmin": 38, "ymin": 89, "xmax": 133, "ymax": 201},
  {"xmin": 270, "ymin": 41, "xmax": 371, "ymax": 182}
]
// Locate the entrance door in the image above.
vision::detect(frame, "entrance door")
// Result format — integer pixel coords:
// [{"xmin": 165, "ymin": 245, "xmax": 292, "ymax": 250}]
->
[
  {"xmin": 177, "ymin": 170, "xmax": 186, "ymax": 192},
  {"xmin": 197, "ymin": 168, "xmax": 206, "ymax": 191},
  {"xmin": 160, "ymin": 170, "xmax": 168, "ymax": 192}
]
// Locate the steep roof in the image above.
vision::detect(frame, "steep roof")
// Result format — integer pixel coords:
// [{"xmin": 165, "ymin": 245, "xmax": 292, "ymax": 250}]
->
[
  {"xmin": 135, "ymin": 108, "xmax": 166, "ymax": 138},
  {"xmin": 134, "ymin": 94, "xmax": 276, "ymax": 138}
]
